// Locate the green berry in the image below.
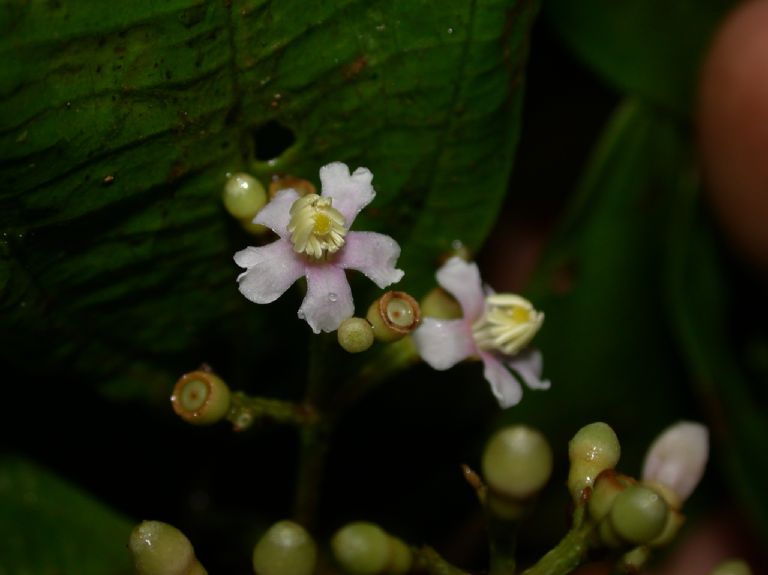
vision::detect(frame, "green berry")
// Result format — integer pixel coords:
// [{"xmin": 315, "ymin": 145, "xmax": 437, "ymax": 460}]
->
[
  {"xmin": 482, "ymin": 425, "xmax": 553, "ymax": 500},
  {"xmin": 420, "ymin": 287, "xmax": 462, "ymax": 320},
  {"xmin": 588, "ymin": 471, "xmax": 634, "ymax": 522},
  {"xmin": 331, "ymin": 522, "xmax": 390, "ymax": 575},
  {"xmin": 366, "ymin": 292, "xmax": 421, "ymax": 343},
  {"xmin": 649, "ymin": 507, "xmax": 685, "ymax": 547},
  {"xmin": 568, "ymin": 422, "xmax": 620, "ymax": 501},
  {"xmin": 239, "ymin": 217, "xmax": 270, "ymax": 236},
  {"xmin": 387, "ymin": 536, "xmax": 413, "ymax": 575},
  {"xmin": 252, "ymin": 520, "xmax": 317, "ymax": 575},
  {"xmin": 223, "ymin": 172, "xmax": 267, "ymax": 219},
  {"xmin": 609, "ymin": 485, "xmax": 668, "ymax": 545},
  {"xmin": 129, "ymin": 520, "xmax": 206, "ymax": 575},
  {"xmin": 171, "ymin": 371, "xmax": 231, "ymax": 425},
  {"xmin": 338, "ymin": 317, "xmax": 375, "ymax": 353}
]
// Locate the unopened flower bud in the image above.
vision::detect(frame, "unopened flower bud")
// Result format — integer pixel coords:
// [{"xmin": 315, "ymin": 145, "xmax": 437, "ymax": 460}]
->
[
  {"xmin": 332, "ymin": 522, "xmax": 389, "ymax": 575},
  {"xmin": 482, "ymin": 425, "xmax": 553, "ymax": 502},
  {"xmin": 710, "ymin": 559, "xmax": 753, "ymax": 575},
  {"xmin": 568, "ymin": 422, "xmax": 621, "ymax": 502},
  {"xmin": 642, "ymin": 421, "xmax": 708, "ymax": 508},
  {"xmin": 338, "ymin": 317, "xmax": 375, "ymax": 353},
  {"xmin": 420, "ymin": 287, "xmax": 463, "ymax": 320},
  {"xmin": 609, "ymin": 484, "xmax": 668, "ymax": 545},
  {"xmin": 331, "ymin": 521, "xmax": 411, "ymax": 575},
  {"xmin": 587, "ymin": 470, "xmax": 635, "ymax": 522},
  {"xmin": 597, "ymin": 517, "xmax": 623, "ymax": 549},
  {"xmin": 618, "ymin": 546, "xmax": 651, "ymax": 572},
  {"xmin": 239, "ymin": 217, "xmax": 269, "ymax": 236},
  {"xmin": 171, "ymin": 370, "xmax": 231, "ymax": 425},
  {"xmin": 366, "ymin": 291, "xmax": 421, "ymax": 343},
  {"xmin": 269, "ymin": 174, "xmax": 317, "ymax": 199},
  {"xmin": 129, "ymin": 520, "xmax": 207, "ymax": 575},
  {"xmin": 386, "ymin": 536, "xmax": 413, "ymax": 575},
  {"xmin": 648, "ymin": 507, "xmax": 685, "ymax": 548},
  {"xmin": 223, "ymin": 173, "xmax": 267, "ymax": 219},
  {"xmin": 252, "ymin": 520, "xmax": 317, "ymax": 575}
]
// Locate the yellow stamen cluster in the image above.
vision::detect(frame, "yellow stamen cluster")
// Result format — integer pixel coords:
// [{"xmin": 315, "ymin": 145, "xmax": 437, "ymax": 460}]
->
[
  {"xmin": 472, "ymin": 293, "xmax": 544, "ymax": 355},
  {"xmin": 287, "ymin": 194, "xmax": 347, "ymax": 259}
]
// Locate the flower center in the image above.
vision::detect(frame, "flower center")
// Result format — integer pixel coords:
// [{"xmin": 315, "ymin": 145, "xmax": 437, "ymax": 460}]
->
[
  {"xmin": 287, "ymin": 194, "xmax": 347, "ymax": 260},
  {"xmin": 472, "ymin": 293, "xmax": 544, "ymax": 355},
  {"xmin": 178, "ymin": 378, "xmax": 209, "ymax": 411},
  {"xmin": 386, "ymin": 297, "xmax": 414, "ymax": 327}
]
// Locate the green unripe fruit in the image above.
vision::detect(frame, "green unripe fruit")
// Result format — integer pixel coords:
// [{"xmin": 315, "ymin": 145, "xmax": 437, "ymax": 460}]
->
[
  {"xmin": 482, "ymin": 425, "xmax": 553, "ymax": 500},
  {"xmin": 338, "ymin": 317, "xmax": 375, "ymax": 353},
  {"xmin": 710, "ymin": 559, "xmax": 753, "ymax": 575},
  {"xmin": 129, "ymin": 520, "xmax": 207, "ymax": 575},
  {"xmin": 252, "ymin": 520, "xmax": 317, "ymax": 575},
  {"xmin": 239, "ymin": 217, "xmax": 270, "ymax": 236},
  {"xmin": 332, "ymin": 522, "xmax": 390, "ymax": 575},
  {"xmin": 649, "ymin": 507, "xmax": 685, "ymax": 547},
  {"xmin": 610, "ymin": 485, "xmax": 668, "ymax": 545},
  {"xmin": 588, "ymin": 470, "xmax": 635, "ymax": 522},
  {"xmin": 597, "ymin": 517, "xmax": 623, "ymax": 549},
  {"xmin": 223, "ymin": 172, "xmax": 267, "ymax": 219},
  {"xmin": 171, "ymin": 370, "xmax": 231, "ymax": 425},
  {"xmin": 387, "ymin": 536, "xmax": 413, "ymax": 575},
  {"xmin": 568, "ymin": 422, "xmax": 621, "ymax": 501},
  {"xmin": 366, "ymin": 291, "xmax": 421, "ymax": 343},
  {"xmin": 420, "ymin": 287, "xmax": 462, "ymax": 320}
]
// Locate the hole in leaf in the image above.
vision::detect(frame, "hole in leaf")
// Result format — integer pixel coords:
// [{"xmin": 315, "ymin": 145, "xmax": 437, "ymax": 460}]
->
[{"xmin": 252, "ymin": 120, "xmax": 296, "ymax": 161}]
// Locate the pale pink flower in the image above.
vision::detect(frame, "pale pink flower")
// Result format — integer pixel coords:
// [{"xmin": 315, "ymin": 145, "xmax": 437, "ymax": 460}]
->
[
  {"xmin": 234, "ymin": 162, "xmax": 404, "ymax": 334},
  {"xmin": 412, "ymin": 256, "xmax": 549, "ymax": 408},
  {"xmin": 642, "ymin": 421, "xmax": 708, "ymax": 505}
]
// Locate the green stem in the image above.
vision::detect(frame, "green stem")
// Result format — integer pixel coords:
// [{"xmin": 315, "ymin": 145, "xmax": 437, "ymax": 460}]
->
[
  {"xmin": 487, "ymin": 509, "xmax": 521, "ymax": 575},
  {"xmin": 292, "ymin": 333, "xmax": 336, "ymax": 529},
  {"xmin": 292, "ymin": 335, "xmax": 420, "ymax": 528},
  {"xmin": 413, "ymin": 546, "xmax": 473, "ymax": 575},
  {"xmin": 518, "ymin": 523, "xmax": 593, "ymax": 575},
  {"xmin": 226, "ymin": 391, "xmax": 317, "ymax": 431},
  {"xmin": 293, "ymin": 420, "xmax": 332, "ymax": 528}
]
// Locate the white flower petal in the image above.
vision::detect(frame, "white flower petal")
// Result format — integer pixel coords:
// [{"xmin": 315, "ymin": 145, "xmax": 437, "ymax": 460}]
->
[
  {"xmin": 435, "ymin": 256, "xmax": 485, "ymax": 321},
  {"xmin": 507, "ymin": 348, "xmax": 550, "ymax": 390},
  {"xmin": 336, "ymin": 231, "xmax": 404, "ymax": 288},
  {"xmin": 254, "ymin": 188, "xmax": 300, "ymax": 238},
  {"xmin": 319, "ymin": 162, "xmax": 375, "ymax": 225},
  {"xmin": 642, "ymin": 421, "xmax": 709, "ymax": 504},
  {"xmin": 235, "ymin": 240, "xmax": 305, "ymax": 303},
  {"xmin": 412, "ymin": 318, "xmax": 476, "ymax": 370},
  {"xmin": 480, "ymin": 352, "xmax": 523, "ymax": 408},
  {"xmin": 298, "ymin": 265, "xmax": 354, "ymax": 333}
]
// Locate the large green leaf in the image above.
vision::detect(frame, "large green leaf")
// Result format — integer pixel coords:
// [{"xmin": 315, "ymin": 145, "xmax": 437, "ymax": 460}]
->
[
  {"xmin": 0, "ymin": 0, "xmax": 539, "ymax": 398},
  {"xmin": 0, "ymin": 456, "xmax": 133, "ymax": 575},
  {"xmin": 504, "ymin": 101, "xmax": 693, "ymax": 454},
  {"xmin": 666, "ymin": 181, "xmax": 768, "ymax": 539},
  {"xmin": 544, "ymin": 0, "xmax": 735, "ymax": 115}
]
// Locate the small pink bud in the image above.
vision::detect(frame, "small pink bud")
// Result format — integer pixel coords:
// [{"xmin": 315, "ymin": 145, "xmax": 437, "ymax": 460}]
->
[{"xmin": 642, "ymin": 421, "xmax": 708, "ymax": 505}]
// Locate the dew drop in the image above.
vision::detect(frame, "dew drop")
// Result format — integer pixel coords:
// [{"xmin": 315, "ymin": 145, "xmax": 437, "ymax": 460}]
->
[
  {"xmin": 447, "ymin": 27, "xmax": 454, "ymax": 34},
  {"xmin": 328, "ymin": 292, "xmax": 338, "ymax": 302}
]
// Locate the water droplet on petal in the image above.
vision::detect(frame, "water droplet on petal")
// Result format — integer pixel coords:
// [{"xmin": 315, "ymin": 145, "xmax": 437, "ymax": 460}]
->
[{"xmin": 328, "ymin": 292, "xmax": 338, "ymax": 302}]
